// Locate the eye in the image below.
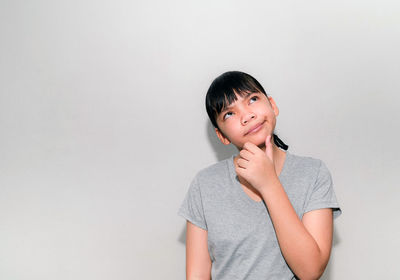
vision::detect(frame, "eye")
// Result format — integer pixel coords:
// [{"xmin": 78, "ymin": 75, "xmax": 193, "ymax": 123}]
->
[
  {"xmin": 223, "ymin": 112, "xmax": 233, "ymax": 120},
  {"xmin": 249, "ymin": 95, "xmax": 258, "ymax": 103}
]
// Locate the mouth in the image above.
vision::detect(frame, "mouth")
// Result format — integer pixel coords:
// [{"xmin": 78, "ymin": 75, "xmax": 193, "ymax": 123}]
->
[{"xmin": 245, "ymin": 121, "xmax": 265, "ymax": 136}]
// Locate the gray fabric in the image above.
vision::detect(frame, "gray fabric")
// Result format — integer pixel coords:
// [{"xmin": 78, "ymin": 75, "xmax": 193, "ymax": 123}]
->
[{"xmin": 178, "ymin": 150, "xmax": 342, "ymax": 280}]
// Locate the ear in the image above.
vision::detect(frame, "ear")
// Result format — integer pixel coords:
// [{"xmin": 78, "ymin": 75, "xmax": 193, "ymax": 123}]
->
[
  {"xmin": 215, "ymin": 128, "xmax": 231, "ymax": 145},
  {"xmin": 268, "ymin": 96, "xmax": 279, "ymax": 117}
]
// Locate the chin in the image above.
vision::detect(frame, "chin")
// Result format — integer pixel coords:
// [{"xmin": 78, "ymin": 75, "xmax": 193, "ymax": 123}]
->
[
  {"xmin": 239, "ymin": 131, "xmax": 271, "ymax": 148},
  {"xmin": 253, "ymin": 133, "xmax": 270, "ymax": 144},
  {"xmin": 242, "ymin": 139, "xmax": 266, "ymax": 149}
]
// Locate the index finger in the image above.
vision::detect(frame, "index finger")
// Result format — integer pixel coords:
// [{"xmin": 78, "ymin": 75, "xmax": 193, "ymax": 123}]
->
[{"xmin": 242, "ymin": 142, "xmax": 261, "ymax": 154}]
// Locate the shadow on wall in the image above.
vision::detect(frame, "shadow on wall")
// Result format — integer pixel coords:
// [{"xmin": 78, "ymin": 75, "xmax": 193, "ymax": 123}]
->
[{"xmin": 178, "ymin": 121, "xmax": 341, "ymax": 279}]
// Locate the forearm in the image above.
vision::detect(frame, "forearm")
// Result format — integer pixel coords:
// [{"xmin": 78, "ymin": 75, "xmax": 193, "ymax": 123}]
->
[
  {"xmin": 259, "ymin": 179, "xmax": 325, "ymax": 280},
  {"xmin": 187, "ymin": 276, "xmax": 210, "ymax": 280}
]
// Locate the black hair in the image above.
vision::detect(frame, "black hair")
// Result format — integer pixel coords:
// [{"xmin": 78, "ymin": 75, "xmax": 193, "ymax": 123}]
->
[{"xmin": 205, "ymin": 71, "xmax": 288, "ymax": 150}]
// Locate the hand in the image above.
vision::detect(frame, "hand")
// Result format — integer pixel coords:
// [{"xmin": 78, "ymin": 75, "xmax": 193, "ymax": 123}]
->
[{"xmin": 235, "ymin": 135, "xmax": 278, "ymax": 192}]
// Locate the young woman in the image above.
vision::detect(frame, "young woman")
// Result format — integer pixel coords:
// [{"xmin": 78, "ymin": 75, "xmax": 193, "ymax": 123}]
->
[{"xmin": 178, "ymin": 71, "xmax": 342, "ymax": 280}]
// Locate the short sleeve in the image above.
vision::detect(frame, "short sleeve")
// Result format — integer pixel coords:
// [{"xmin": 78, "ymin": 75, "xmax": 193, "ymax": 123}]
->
[
  {"xmin": 177, "ymin": 176, "xmax": 208, "ymax": 230},
  {"xmin": 304, "ymin": 160, "xmax": 342, "ymax": 219}
]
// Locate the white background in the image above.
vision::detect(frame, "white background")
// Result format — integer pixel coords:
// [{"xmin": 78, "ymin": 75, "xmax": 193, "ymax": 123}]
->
[{"xmin": 1, "ymin": 0, "xmax": 399, "ymax": 279}]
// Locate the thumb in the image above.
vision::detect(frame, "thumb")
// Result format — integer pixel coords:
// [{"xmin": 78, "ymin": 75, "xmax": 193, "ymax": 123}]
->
[{"xmin": 265, "ymin": 134, "xmax": 274, "ymax": 161}]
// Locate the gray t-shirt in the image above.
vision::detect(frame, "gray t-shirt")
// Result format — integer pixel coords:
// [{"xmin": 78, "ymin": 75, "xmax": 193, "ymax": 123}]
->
[{"xmin": 178, "ymin": 150, "xmax": 342, "ymax": 280}]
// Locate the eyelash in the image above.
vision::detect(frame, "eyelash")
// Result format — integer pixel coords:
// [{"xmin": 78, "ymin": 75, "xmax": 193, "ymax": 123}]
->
[{"xmin": 223, "ymin": 95, "xmax": 258, "ymax": 120}]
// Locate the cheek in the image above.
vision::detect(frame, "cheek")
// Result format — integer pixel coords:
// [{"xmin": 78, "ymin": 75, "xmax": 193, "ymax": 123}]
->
[
  {"xmin": 224, "ymin": 123, "xmax": 242, "ymax": 139},
  {"xmin": 264, "ymin": 107, "xmax": 276, "ymax": 118}
]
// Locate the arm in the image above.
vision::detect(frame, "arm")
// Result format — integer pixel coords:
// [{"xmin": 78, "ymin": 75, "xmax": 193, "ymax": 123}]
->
[
  {"xmin": 236, "ymin": 137, "xmax": 334, "ymax": 279},
  {"xmin": 186, "ymin": 221, "xmax": 212, "ymax": 280},
  {"xmin": 259, "ymin": 180, "xmax": 333, "ymax": 280}
]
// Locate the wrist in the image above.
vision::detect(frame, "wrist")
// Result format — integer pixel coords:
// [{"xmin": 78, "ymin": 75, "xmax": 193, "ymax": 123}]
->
[{"xmin": 258, "ymin": 176, "xmax": 281, "ymax": 197}]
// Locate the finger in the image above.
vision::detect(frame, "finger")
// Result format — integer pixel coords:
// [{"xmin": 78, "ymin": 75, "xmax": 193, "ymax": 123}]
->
[
  {"xmin": 242, "ymin": 142, "xmax": 261, "ymax": 154},
  {"xmin": 264, "ymin": 135, "xmax": 271, "ymax": 150},
  {"xmin": 237, "ymin": 158, "xmax": 249, "ymax": 169},
  {"xmin": 239, "ymin": 149, "xmax": 253, "ymax": 161},
  {"xmin": 265, "ymin": 135, "xmax": 274, "ymax": 160},
  {"xmin": 235, "ymin": 166, "xmax": 245, "ymax": 178}
]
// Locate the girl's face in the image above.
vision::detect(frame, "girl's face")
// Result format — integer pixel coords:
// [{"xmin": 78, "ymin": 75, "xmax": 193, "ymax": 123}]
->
[{"xmin": 215, "ymin": 91, "xmax": 279, "ymax": 150}]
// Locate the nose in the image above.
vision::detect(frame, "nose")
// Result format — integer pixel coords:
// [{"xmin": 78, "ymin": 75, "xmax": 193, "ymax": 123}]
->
[{"xmin": 241, "ymin": 111, "xmax": 256, "ymax": 125}]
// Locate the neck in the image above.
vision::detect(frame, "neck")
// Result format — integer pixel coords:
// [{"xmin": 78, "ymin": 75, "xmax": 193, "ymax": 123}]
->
[{"xmin": 258, "ymin": 140, "xmax": 282, "ymax": 158}]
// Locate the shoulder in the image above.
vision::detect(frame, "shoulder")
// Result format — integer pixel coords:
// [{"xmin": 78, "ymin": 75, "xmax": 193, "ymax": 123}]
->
[
  {"xmin": 193, "ymin": 157, "xmax": 231, "ymax": 183},
  {"xmin": 189, "ymin": 157, "xmax": 233, "ymax": 198},
  {"xmin": 287, "ymin": 151, "xmax": 328, "ymax": 179}
]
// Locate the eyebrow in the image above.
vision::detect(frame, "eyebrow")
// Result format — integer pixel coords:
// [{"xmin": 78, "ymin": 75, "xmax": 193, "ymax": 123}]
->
[{"xmin": 220, "ymin": 91, "xmax": 258, "ymax": 114}]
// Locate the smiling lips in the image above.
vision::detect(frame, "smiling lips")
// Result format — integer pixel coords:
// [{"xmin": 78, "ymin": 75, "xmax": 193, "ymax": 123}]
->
[{"xmin": 245, "ymin": 121, "xmax": 265, "ymax": 135}]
